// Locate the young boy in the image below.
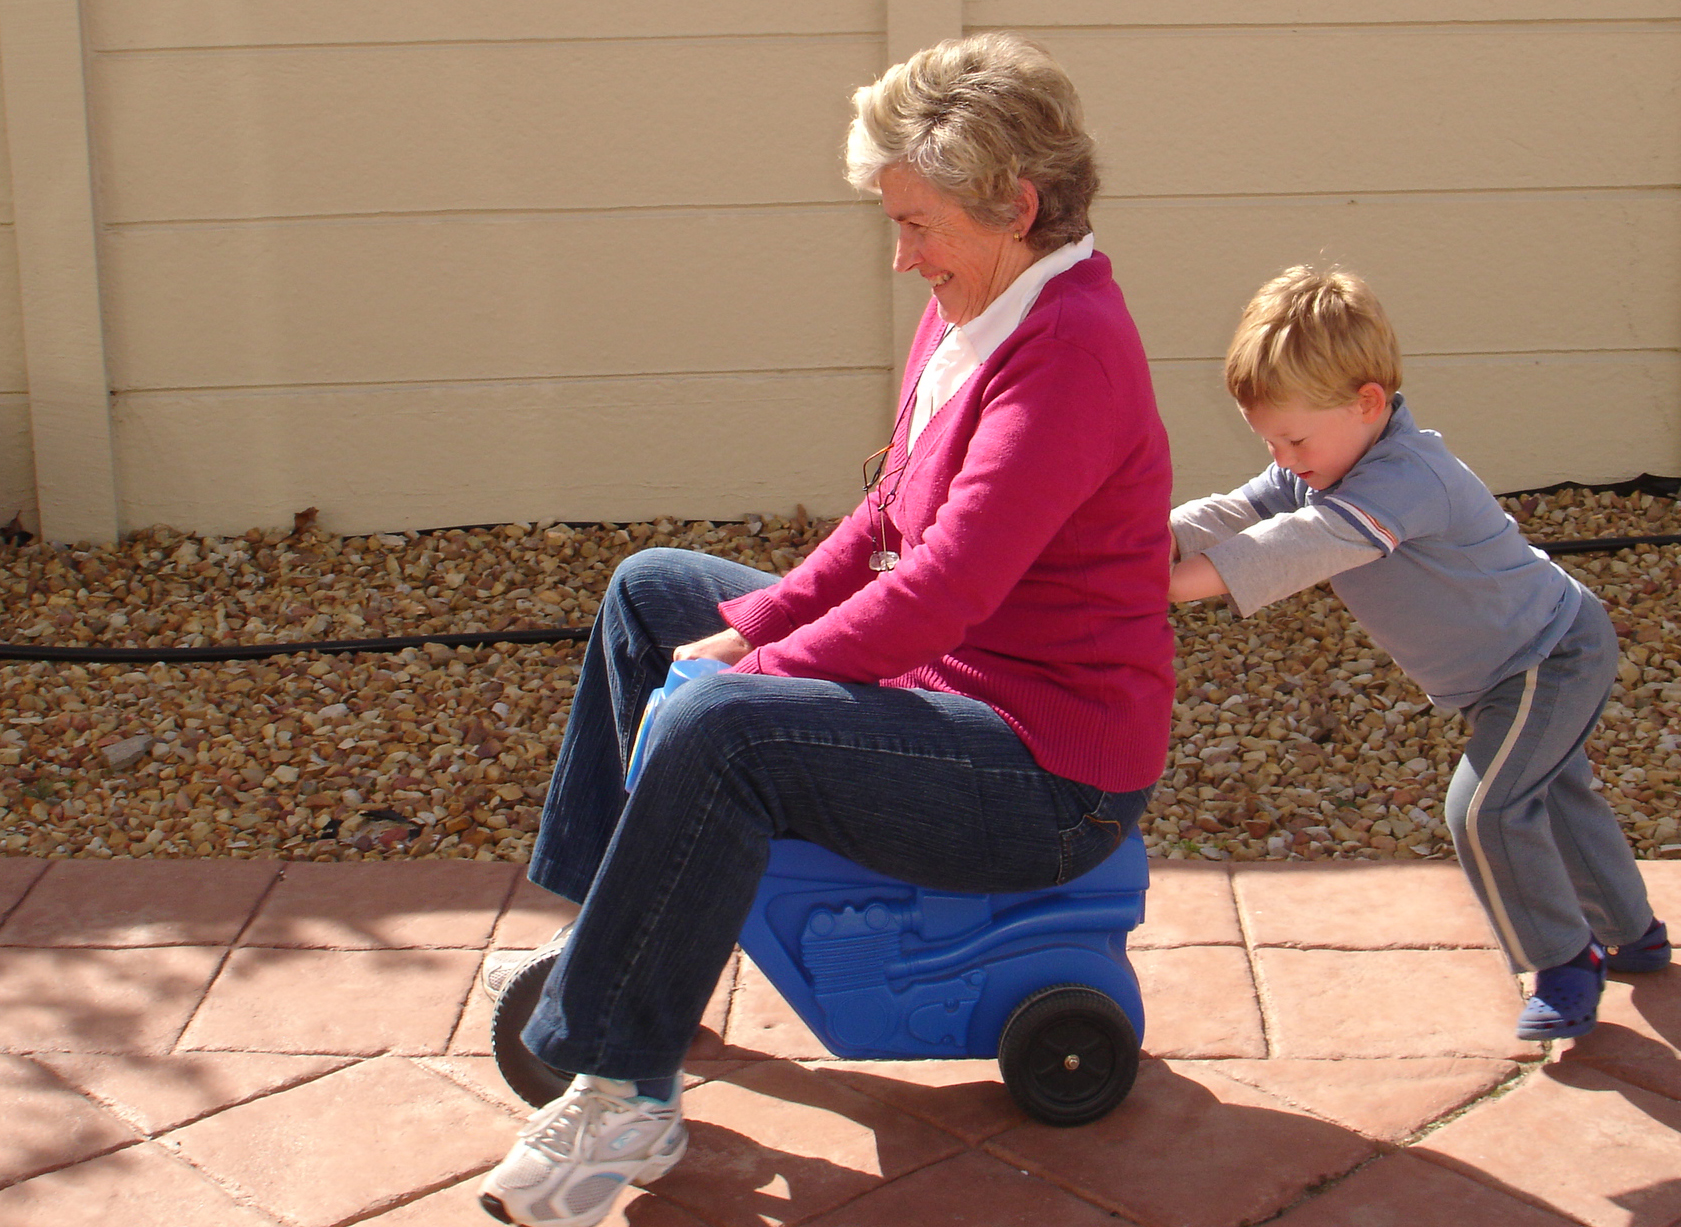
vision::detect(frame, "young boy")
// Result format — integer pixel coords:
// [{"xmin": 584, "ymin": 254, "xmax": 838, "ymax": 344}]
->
[{"xmin": 1169, "ymin": 265, "xmax": 1669, "ymax": 1040}]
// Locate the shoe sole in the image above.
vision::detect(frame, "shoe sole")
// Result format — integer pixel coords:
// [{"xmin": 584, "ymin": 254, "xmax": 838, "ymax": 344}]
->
[
  {"xmin": 1516, "ymin": 1014, "xmax": 1598, "ymax": 1041},
  {"xmin": 477, "ymin": 1123, "xmax": 687, "ymax": 1227}
]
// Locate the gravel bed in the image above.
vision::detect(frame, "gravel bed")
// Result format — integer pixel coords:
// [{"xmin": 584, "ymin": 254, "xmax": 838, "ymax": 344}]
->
[{"xmin": 1, "ymin": 490, "xmax": 1676, "ymax": 865}]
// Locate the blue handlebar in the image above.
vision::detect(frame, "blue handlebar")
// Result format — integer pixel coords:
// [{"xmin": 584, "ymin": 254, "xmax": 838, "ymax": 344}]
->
[{"xmin": 624, "ymin": 658, "xmax": 729, "ymax": 790}]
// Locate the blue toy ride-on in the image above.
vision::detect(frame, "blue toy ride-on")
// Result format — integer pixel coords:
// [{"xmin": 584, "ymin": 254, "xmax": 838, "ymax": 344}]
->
[{"xmin": 491, "ymin": 661, "xmax": 1150, "ymax": 1126}]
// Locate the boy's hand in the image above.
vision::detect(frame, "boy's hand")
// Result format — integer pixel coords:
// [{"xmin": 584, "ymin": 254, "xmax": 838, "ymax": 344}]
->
[{"xmin": 1168, "ymin": 554, "xmax": 1229, "ymax": 603}]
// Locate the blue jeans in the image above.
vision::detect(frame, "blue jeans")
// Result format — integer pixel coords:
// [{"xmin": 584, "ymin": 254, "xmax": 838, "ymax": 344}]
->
[{"xmin": 522, "ymin": 548, "xmax": 1152, "ymax": 1081}]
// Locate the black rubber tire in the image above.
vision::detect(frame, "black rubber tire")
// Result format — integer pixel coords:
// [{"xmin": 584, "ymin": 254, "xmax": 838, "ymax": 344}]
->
[
  {"xmin": 490, "ymin": 949, "xmax": 575, "ymax": 1109},
  {"xmin": 997, "ymin": 983, "xmax": 1139, "ymax": 1126}
]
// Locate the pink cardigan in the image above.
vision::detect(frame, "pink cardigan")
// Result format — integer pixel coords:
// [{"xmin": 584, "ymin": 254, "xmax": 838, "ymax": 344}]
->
[{"xmin": 721, "ymin": 252, "xmax": 1174, "ymax": 791}]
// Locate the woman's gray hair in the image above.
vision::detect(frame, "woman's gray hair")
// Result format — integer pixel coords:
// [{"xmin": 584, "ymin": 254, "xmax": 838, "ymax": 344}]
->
[{"xmin": 845, "ymin": 32, "xmax": 1098, "ymax": 255}]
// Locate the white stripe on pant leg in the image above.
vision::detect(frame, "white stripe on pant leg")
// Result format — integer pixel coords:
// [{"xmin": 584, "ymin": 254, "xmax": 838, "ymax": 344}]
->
[{"xmin": 1465, "ymin": 667, "xmax": 1540, "ymax": 970}]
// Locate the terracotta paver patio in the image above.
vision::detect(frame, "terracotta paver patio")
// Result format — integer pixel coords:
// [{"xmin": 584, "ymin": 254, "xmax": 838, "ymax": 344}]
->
[{"xmin": 0, "ymin": 854, "xmax": 1676, "ymax": 1227}]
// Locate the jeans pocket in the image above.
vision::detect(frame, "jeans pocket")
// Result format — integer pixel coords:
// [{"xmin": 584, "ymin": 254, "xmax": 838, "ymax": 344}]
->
[
  {"xmin": 1055, "ymin": 780, "xmax": 1122, "ymax": 884},
  {"xmin": 1055, "ymin": 784, "xmax": 1153, "ymax": 885},
  {"xmin": 1055, "ymin": 816, "xmax": 1115, "ymax": 885}
]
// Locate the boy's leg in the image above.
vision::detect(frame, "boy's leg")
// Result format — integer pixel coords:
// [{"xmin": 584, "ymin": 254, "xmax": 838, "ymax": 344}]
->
[
  {"xmin": 526, "ymin": 548, "xmax": 776, "ymax": 902},
  {"xmin": 521, "ymin": 671, "xmax": 1141, "ymax": 1082},
  {"xmin": 1444, "ymin": 598, "xmax": 1652, "ymax": 972},
  {"xmin": 1545, "ymin": 746, "xmax": 1655, "ymax": 948}
]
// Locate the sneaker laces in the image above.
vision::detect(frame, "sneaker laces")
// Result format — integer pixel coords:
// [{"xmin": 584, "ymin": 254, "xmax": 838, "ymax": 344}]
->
[{"xmin": 518, "ymin": 1078, "xmax": 636, "ymax": 1163}]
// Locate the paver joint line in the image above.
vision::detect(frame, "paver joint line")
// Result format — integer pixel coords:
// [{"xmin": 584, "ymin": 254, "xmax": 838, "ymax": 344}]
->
[
  {"xmin": 159, "ymin": 872, "xmax": 288, "ymax": 1060},
  {"xmin": 135, "ymin": 1137, "xmax": 284, "ymax": 1224},
  {"xmin": 0, "ymin": 859, "xmax": 50, "ymax": 931},
  {"xmin": 1227, "ymin": 862, "xmax": 1282, "ymax": 1061},
  {"xmin": 1395, "ymin": 1058, "xmax": 1546, "ymax": 1145},
  {"xmin": 0, "ymin": 859, "xmax": 1673, "ymax": 1227},
  {"xmin": 1251, "ymin": 1149, "xmax": 1396, "ymax": 1226}
]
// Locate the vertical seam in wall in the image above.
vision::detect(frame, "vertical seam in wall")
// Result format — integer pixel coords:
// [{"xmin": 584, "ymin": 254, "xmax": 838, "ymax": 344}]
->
[
  {"xmin": 0, "ymin": 0, "xmax": 118, "ymax": 542},
  {"xmin": 882, "ymin": 0, "xmax": 963, "ymax": 422}
]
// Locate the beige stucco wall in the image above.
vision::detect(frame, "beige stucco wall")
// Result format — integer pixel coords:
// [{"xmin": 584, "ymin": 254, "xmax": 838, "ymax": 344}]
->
[
  {"xmin": 0, "ymin": 1, "xmax": 1676, "ymax": 540},
  {"xmin": 87, "ymin": 3, "xmax": 893, "ymax": 538},
  {"xmin": 0, "ymin": 48, "xmax": 41, "ymax": 535},
  {"xmin": 1015, "ymin": 6, "xmax": 1681, "ymax": 502}
]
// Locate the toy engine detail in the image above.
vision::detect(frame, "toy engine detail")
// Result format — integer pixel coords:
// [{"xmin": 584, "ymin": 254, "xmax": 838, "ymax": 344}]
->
[
  {"xmin": 799, "ymin": 899, "xmax": 987, "ymax": 1050},
  {"xmin": 796, "ymin": 894, "xmax": 981, "ymax": 1048}
]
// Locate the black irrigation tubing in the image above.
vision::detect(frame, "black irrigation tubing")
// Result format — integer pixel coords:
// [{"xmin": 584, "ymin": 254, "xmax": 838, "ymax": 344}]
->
[
  {"xmin": 1, "ymin": 532, "xmax": 1677, "ymax": 667},
  {"xmin": 0, "ymin": 626, "xmax": 591, "ymax": 665},
  {"xmin": 1537, "ymin": 534, "xmax": 1681, "ymax": 557}
]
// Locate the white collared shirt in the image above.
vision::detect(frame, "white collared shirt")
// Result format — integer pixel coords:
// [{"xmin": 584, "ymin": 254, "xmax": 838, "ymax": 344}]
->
[{"xmin": 908, "ymin": 233, "xmax": 1095, "ymax": 450}]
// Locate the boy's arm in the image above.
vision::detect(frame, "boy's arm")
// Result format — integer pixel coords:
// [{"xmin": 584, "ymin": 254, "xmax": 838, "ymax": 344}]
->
[
  {"xmin": 1168, "ymin": 552, "xmax": 1227, "ymax": 601},
  {"xmin": 1170, "ymin": 490, "xmax": 1265, "ymax": 561},
  {"xmin": 1172, "ymin": 505, "xmax": 1385, "ymax": 614}
]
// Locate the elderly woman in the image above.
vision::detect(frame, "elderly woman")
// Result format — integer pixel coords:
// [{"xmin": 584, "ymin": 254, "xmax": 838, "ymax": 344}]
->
[{"xmin": 479, "ymin": 32, "xmax": 1173, "ymax": 1227}]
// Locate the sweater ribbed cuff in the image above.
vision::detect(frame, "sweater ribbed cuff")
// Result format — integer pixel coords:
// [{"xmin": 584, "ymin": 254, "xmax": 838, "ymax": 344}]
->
[{"xmin": 718, "ymin": 590, "xmax": 797, "ymax": 650}]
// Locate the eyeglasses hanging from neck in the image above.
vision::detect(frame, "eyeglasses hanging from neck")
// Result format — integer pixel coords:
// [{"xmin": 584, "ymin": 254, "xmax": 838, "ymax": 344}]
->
[
  {"xmin": 862, "ymin": 323, "xmax": 955, "ymax": 574},
  {"xmin": 862, "ymin": 444, "xmax": 904, "ymax": 572}
]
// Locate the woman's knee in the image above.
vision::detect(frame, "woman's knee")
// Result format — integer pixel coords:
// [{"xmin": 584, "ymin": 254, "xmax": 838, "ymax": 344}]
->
[
  {"xmin": 607, "ymin": 547, "xmax": 687, "ymax": 601},
  {"xmin": 601, "ymin": 548, "xmax": 707, "ymax": 628},
  {"xmin": 643, "ymin": 674, "xmax": 770, "ymax": 761}
]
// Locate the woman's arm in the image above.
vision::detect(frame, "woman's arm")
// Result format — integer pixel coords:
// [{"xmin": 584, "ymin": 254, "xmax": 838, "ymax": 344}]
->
[
  {"xmin": 718, "ymin": 507, "xmax": 879, "ymax": 649},
  {"xmin": 719, "ymin": 311, "xmax": 949, "ymax": 650},
  {"xmin": 732, "ymin": 338, "xmax": 1154, "ymax": 682}
]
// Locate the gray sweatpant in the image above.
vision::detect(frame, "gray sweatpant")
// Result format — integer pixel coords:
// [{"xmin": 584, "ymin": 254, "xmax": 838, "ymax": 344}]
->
[{"xmin": 1444, "ymin": 595, "xmax": 1654, "ymax": 972}]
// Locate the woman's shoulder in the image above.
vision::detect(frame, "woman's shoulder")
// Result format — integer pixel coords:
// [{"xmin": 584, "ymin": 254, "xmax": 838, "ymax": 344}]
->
[{"xmin": 1012, "ymin": 253, "xmax": 1146, "ymax": 368}]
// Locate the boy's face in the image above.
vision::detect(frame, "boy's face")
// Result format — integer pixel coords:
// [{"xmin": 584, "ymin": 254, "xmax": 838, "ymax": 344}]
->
[{"xmin": 1241, "ymin": 383, "xmax": 1391, "ymax": 490}]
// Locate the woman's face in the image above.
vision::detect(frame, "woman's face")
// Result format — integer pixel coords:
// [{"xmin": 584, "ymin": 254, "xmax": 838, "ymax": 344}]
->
[{"xmin": 878, "ymin": 165, "xmax": 1035, "ymax": 327}]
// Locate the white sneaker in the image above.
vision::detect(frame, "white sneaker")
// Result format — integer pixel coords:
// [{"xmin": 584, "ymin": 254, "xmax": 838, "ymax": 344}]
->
[
  {"xmin": 480, "ymin": 926, "xmax": 573, "ymax": 1003},
  {"xmin": 479, "ymin": 1076, "xmax": 687, "ymax": 1226}
]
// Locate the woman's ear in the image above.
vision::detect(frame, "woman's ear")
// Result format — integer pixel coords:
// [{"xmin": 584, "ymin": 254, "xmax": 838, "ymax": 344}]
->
[{"xmin": 1012, "ymin": 178, "xmax": 1040, "ymax": 238}]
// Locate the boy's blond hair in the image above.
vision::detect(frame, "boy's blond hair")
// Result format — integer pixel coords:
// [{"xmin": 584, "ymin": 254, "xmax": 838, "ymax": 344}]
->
[{"xmin": 1225, "ymin": 265, "xmax": 1402, "ymax": 410}]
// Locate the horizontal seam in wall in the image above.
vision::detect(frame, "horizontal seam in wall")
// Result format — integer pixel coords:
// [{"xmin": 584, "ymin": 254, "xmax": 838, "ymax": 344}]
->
[
  {"xmin": 1150, "ymin": 349, "xmax": 1680, "ymax": 368},
  {"xmin": 102, "ymin": 200, "xmax": 879, "ymax": 231},
  {"xmin": 112, "ymin": 367, "xmax": 897, "ymax": 398},
  {"xmin": 1094, "ymin": 186, "xmax": 1681, "ymax": 207},
  {"xmin": 98, "ymin": 186, "xmax": 1681, "ymax": 232},
  {"xmin": 105, "ymin": 351, "xmax": 1681, "ymax": 398},
  {"xmin": 90, "ymin": 30, "xmax": 886, "ymax": 58},
  {"xmin": 973, "ymin": 18, "xmax": 1681, "ymax": 36}
]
